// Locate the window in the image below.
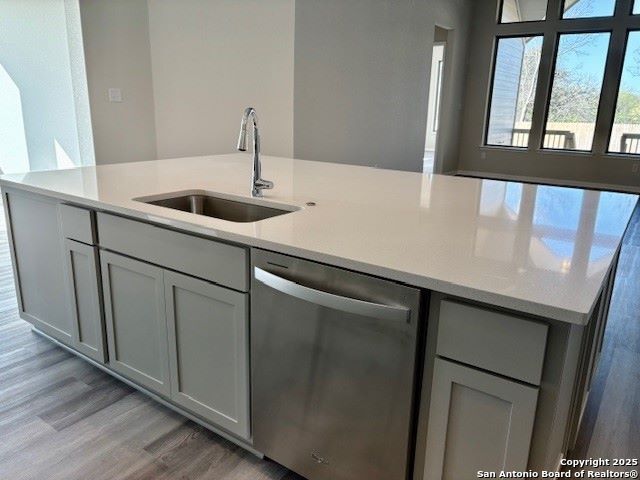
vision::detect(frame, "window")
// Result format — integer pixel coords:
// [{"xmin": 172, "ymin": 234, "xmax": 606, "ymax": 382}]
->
[
  {"xmin": 544, "ymin": 32, "xmax": 610, "ymax": 151},
  {"xmin": 500, "ymin": 0, "xmax": 548, "ymax": 23},
  {"xmin": 609, "ymin": 31, "xmax": 640, "ymax": 154},
  {"xmin": 562, "ymin": 0, "xmax": 616, "ymax": 18},
  {"xmin": 486, "ymin": 36, "xmax": 543, "ymax": 147},
  {"xmin": 485, "ymin": 0, "xmax": 640, "ymax": 157}
]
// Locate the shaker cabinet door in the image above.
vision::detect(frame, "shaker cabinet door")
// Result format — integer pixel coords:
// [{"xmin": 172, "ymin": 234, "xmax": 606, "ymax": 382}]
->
[
  {"xmin": 100, "ymin": 251, "xmax": 170, "ymax": 397},
  {"xmin": 4, "ymin": 190, "xmax": 73, "ymax": 344},
  {"xmin": 164, "ymin": 270, "xmax": 249, "ymax": 439},
  {"xmin": 423, "ymin": 358, "xmax": 538, "ymax": 480},
  {"xmin": 64, "ymin": 239, "xmax": 106, "ymax": 362}
]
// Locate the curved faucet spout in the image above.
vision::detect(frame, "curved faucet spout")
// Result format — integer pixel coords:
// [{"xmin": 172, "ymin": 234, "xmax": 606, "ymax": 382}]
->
[
  {"xmin": 237, "ymin": 107, "xmax": 273, "ymax": 197},
  {"xmin": 237, "ymin": 107, "xmax": 256, "ymax": 151}
]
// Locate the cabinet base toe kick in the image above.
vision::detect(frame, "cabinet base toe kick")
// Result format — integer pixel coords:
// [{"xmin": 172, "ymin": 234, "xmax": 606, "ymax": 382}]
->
[{"xmin": 30, "ymin": 326, "xmax": 262, "ymax": 458}]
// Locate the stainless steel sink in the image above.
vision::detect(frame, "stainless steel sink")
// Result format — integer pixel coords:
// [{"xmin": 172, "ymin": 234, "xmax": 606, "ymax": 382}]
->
[{"xmin": 141, "ymin": 194, "xmax": 294, "ymax": 223}]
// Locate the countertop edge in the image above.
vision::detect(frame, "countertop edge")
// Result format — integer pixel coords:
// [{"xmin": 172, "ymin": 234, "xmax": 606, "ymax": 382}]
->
[{"xmin": 0, "ymin": 178, "xmax": 593, "ymax": 325}]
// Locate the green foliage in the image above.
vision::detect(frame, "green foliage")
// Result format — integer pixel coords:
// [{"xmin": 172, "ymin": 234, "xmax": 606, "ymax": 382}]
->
[{"xmin": 614, "ymin": 90, "xmax": 640, "ymax": 124}]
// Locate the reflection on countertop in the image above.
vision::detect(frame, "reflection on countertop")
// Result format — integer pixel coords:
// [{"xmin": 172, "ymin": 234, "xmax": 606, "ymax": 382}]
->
[
  {"xmin": 476, "ymin": 180, "xmax": 629, "ymax": 276},
  {"xmin": 1, "ymin": 154, "xmax": 637, "ymax": 323}
]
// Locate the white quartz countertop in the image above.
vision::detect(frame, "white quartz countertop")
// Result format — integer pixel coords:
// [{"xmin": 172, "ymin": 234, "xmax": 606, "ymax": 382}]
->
[{"xmin": 1, "ymin": 154, "xmax": 637, "ymax": 324}]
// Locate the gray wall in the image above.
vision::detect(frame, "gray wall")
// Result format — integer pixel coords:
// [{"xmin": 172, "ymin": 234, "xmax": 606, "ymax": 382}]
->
[
  {"xmin": 77, "ymin": 0, "xmax": 475, "ymax": 174},
  {"xmin": 293, "ymin": 0, "xmax": 434, "ymax": 172},
  {"xmin": 80, "ymin": 0, "xmax": 294, "ymax": 165},
  {"xmin": 147, "ymin": 0, "xmax": 295, "ymax": 160},
  {"xmin": 293, "ymin": 0, "xmax": 471, "ymax": 173},
  {"xmin": 457, "ymin": 0, "xmax": 640, "ymax": 191},
  {"xmin": 430, "ymin": 0, "xmax": 472, "ymax": 174},
  {"xmin": 81, "ymin": 0, "xmax": 158, "ymax": 165}
]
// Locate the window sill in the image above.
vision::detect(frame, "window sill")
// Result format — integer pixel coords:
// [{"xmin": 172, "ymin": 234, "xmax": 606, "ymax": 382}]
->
[{"xmin": 479, "ymin": 145, "xmax": 639, "ymax": 159}]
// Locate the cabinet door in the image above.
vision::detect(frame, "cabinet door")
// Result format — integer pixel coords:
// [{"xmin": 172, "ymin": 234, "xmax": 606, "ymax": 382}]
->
[
  {"xmin": 3, "ymin": 190, "xmax": 73, "ymax": 344},
  {"xmin": 64, "ymin": 239, "xmax": 106, "ymax": 362},
  {"xmin": 101, "ymin": 251, "xmax": 170, "ymax": 396},
  {"xmin": 424, "ymin": 359, "xmax": 538, "ymax": 480},
  {"xmin": 164, "ymin": 270, "xmax": 249, "ymax": 439}
]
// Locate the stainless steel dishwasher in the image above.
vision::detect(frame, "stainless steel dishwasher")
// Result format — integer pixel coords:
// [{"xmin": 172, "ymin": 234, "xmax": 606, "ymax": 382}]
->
[{"xmin": 251, "ymin": 249, "xmax": 422, "ymax": 480}]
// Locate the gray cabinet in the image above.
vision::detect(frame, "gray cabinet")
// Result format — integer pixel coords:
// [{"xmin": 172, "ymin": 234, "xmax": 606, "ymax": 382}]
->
[
  {"xmin": 164, "ymin": 271, "xmax": 250, "ymax": 439},
  {"xmin": 100, "ymin": 249, "xmax": 250, "ymax": 438},
  {"xmin": 423, "ymin": 358, "xmax": 538, "ymax": 480},
  {"xmin": 3, "ymin": 189, "xmax": 73, "ymax": 344},
  {"xmin": 63, "ymin": 239, "xmax": 106, "ymax": 363},
  {"xmin": 437, "ymin": 300, "xmax": 548, "ymax": 385},
  {"xmin": 100, "ymin": 251, "xmax": 171, "ymax": 397},
  {"xmin": 97, "ymin": 212, "xmax": 249, "ymax": 291},
  {"xmin": 5, "ymin": 191, "xmax": 251, "ymax": 440}
]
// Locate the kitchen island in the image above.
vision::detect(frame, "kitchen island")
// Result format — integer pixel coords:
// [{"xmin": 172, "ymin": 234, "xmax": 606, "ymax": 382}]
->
[{"xmin": 1, "ymin": 154, "xmax": 637, "ymax": 480}]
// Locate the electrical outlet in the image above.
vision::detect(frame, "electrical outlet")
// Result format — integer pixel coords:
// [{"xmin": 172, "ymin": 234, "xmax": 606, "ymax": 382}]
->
[{"xmin": 108, "ymin": 88, "xmax": 122, "ymax": 103}]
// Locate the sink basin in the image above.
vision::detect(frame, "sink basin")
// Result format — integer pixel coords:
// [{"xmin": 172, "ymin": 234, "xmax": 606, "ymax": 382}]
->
[{"xmin": 141, "ymin": 194, "xmax": 294, "ymax": 223}]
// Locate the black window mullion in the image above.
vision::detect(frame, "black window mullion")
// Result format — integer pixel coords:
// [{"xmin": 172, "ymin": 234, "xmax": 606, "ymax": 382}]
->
[
  {"xmin": 592, "ymin": 0, "xmax": 634, "ymax": 153},
  {"xmin": 485, "ymin": 0, "xmax": 640, "ymax": 156},
  {"xmin": 528, "ymin": 31, "xmax": 557, "ymax": 150}
]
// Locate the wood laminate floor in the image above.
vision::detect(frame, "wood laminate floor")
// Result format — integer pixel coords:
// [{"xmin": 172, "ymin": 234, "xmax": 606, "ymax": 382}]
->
[
  {"xmin": 0, "ymin": 203, "xmax": 638, "ymax": 479},
  {"xmin": 568, "ymin": 203, "xmax": 640, "ymax": 467},
  {"xmin": 0, "ymin": 209, "xmax": 303, "ymax": 480}
]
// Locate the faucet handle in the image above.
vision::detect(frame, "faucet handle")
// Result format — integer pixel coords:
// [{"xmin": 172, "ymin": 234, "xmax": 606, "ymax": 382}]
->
[
  {"xmin": 256, "ymin": 178, "xmax": 274, "ymax": 190},
  {"xmin": 252, "ymin": 178, "xmax": 274, "ymax": 197}
]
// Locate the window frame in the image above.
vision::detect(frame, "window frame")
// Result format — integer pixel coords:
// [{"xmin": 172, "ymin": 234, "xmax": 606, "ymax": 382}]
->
[
  {"xmin": 498, "ymin": 0, "xmax": 549, "ymax": 24},
  {"xmin": 606, "ymin": 28, "xmax": 640, "ymax": 155},
  {"xmin": 484, "ymin": 0, "xmax": 640, "ymax": 159},
  {"xmin": 561, "ymin": 0, "xmax": 617, "ymax": 20},
  {"xmin": 484, "ymin": 34, "xmax": 546, "ymax": 149},
  {"xmin": 541, "ymin": 29, "xmax": 613, "ymax": 152}
]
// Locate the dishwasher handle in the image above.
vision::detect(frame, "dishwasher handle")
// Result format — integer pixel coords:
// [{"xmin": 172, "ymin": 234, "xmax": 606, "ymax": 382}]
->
[{"xmin": 254, "ymin": 267, "xmax": 410, "ymax": 322}]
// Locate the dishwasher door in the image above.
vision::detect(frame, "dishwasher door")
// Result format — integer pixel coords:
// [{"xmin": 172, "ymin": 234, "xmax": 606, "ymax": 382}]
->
[{"xmin": 251, "ymin": 249, "xmax": 422, "ymax": 480}]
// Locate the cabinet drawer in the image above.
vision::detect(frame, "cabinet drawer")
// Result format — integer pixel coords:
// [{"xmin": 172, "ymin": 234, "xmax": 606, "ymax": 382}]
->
[
  {"xmin": 437, "ymin": 300, "xmax": 548, "ymax": 385},
  {"xmin": 59, "ymin": 204, "xmax": 96, "ymax": 244},
  {"xmin": 97, "ymin": 212, "xmax": 248, "ymax": 291}
]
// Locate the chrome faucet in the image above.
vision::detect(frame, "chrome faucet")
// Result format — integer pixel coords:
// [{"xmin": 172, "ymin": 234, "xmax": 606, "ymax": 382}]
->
[{"xmin": 237, "ymin": 107, "xmax": 273, "ymax": 197}]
